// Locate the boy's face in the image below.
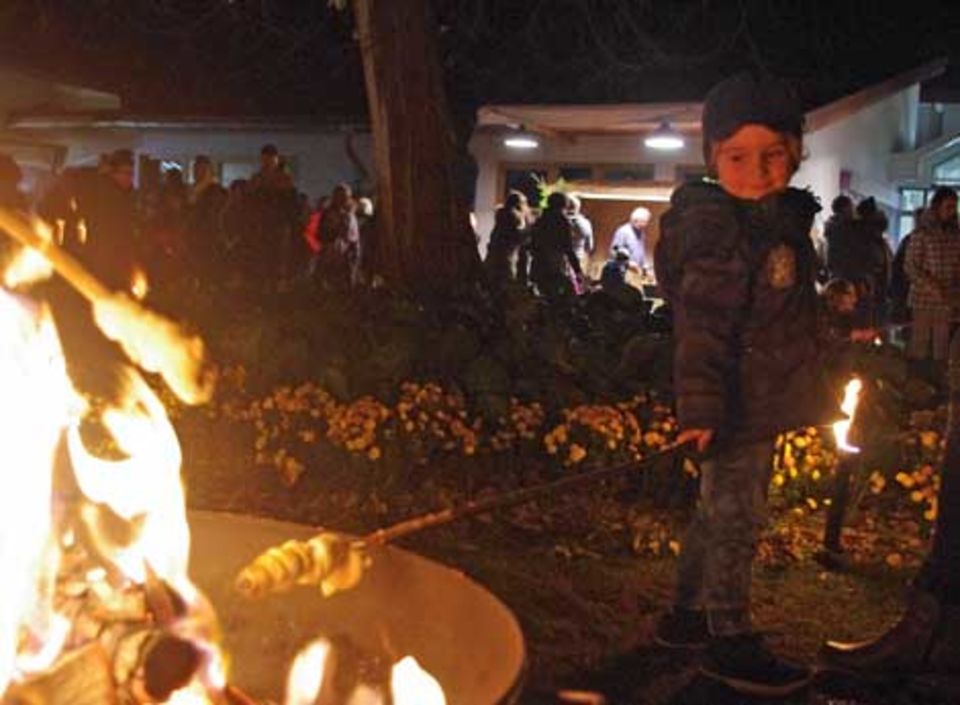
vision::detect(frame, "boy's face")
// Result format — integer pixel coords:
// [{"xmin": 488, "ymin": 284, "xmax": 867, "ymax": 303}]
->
[{"xmin": 712, "ymin": 124, "xmax": 797, "ymax": 201}]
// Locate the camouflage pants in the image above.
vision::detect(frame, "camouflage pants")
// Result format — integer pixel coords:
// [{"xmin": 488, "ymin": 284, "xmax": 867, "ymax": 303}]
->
[{"xmin": 674, "ymin": 438, "xmax": 776, "ymax": 636}]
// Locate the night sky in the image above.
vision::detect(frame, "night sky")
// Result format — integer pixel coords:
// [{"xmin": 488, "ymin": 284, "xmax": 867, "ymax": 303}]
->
[{"xmin": 1, "ymin": 1, "xmax": 959, "ymax": 117}]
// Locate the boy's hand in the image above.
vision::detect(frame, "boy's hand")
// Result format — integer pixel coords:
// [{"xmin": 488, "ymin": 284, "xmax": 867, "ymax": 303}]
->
[{"xmin": 677, "ymin": 428, "xmax": 715, "ymax": 453}]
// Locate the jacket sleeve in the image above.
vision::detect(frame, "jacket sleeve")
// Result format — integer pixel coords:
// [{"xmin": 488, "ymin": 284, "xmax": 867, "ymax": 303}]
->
[{"xmin": 672, "ymin": 212, "xmax": 750, "ymax": 431}]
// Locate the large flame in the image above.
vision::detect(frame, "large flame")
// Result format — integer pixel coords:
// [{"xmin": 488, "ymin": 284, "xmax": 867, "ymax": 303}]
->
[
  {"xmin": 0, "ymin": 282, "xmax": 223, "ymax": 699},
  {"xmin": 0, "ymin": 292, "xmax": 74, "ymax": 691},
  {"xmin": 832, "ymin": 377, "xmax": 863, "ymax": 454}
]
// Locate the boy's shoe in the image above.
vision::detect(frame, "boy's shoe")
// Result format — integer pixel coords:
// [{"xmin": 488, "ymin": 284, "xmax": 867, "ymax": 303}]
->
[
  {"xmin": 653, "ymin": 608, "xmax": 708, "ymax": 649},
  {"xmin": 701, "ymin": 633, "xmax": 812, "ymax": 697}
]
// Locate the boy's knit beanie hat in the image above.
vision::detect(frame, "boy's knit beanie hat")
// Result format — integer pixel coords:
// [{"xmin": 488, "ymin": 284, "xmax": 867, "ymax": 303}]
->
[{"xmin": 701, "ymin": 72, "xmax": 804, "ymax": 163}]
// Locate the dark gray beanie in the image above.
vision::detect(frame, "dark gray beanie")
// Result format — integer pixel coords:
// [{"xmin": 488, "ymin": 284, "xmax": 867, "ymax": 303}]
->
[{"xmin": 701, "ymin": 72, "xmax": 804, "ymax": 163}]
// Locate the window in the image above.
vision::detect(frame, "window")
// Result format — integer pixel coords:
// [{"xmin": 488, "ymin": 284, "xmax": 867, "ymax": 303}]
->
[
  {"xmin": 933, "ymin": 154, "xmax": 960, "ymax": 185},
  {"xmin": 901, "ymin": 188, "xmax": 927, "ymax": 212},
  {"xmin": 558, "ymin": 166, "xmax": 593, "ymax": 182},
  {"xmin": 601, "ymin": 164, "xmax": 655, "ymax": 182}
]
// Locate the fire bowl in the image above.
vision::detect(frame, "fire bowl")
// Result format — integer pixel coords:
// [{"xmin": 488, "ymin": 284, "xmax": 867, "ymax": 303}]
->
[{"xmin": 187, "ymin": 511, "xmax": 526, "ymax": 704}]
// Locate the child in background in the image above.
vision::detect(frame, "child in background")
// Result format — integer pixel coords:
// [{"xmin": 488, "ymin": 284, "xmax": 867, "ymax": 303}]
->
[{"xmin": 653, "ymin": 73, "xmax": 838, "ymax": 696}]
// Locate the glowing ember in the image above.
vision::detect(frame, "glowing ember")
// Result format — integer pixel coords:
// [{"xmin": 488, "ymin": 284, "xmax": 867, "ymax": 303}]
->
[{"xmin": 832, "ymin": 377, "xmax": 863, "ymax": 454}]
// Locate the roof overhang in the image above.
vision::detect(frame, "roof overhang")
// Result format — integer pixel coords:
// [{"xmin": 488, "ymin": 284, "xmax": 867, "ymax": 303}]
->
[{"xmin": 476, "ymin": 102, "xmax": 702, "ymax": 138}]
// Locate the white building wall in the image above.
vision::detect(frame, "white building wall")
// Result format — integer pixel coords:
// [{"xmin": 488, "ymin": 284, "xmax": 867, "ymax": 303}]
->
[
  {"xmin": 469, "ymin": 129, "xmax": 705, "ymax": 252},
  {"xmin": 795, "ymin": 85, "xmax": 919, "ymax": 238}
]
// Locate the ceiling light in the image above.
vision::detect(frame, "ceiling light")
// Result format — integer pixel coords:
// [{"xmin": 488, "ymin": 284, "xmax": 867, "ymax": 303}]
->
[
  {"xmin": 644, "ymin": 122, "xmax": 685, "ymax": 151},
  {"xmin": 503, "ymin": 129, "xmax": 540, "ymax": 150}
]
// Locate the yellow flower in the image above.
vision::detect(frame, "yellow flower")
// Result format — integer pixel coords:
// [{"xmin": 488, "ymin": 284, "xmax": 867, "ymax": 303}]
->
[
  {"xmin": 921, "ymin": 431, "xmax": 940, "ymax": 449},
  {"xmin": 896, "ymin": 472, "xmax": 915, "ymax": 489},
  {"xmin": 569, "ymin": 444, "xmax": 587, "ymax": 464},
  {"xmin": 773, "ymin": 473, "xmax": 785, "ymax": 487},
  {"xmin": 367, "ymin": 446, "xmax": 382, "ymax": 461},
  {"xmin": 911, "ymin": 490, "xmax": 925, "ymax": 503},
  {"xmin": 806, "ymin": 497, "xmax": 818, "ymax": 510}
]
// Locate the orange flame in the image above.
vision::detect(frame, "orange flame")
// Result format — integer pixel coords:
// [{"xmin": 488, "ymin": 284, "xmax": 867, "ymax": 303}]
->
[
  {"xmin": 130, "ymin": 267, "xmax": 149, "ymax": 301},
  {"xmin": 284, "ymin": 640, "xmax": 447, "ymax": 705},
  {"xmin": 391, "ymin": 656, "xmax": 447, "ymax": 705},
  {"xmin": 0, "ymin": 286, "xmax": 223, "ymax": 699},
  {"xmin": 832, "ymin": 377, "xmax": 863, "ymax": 454}
]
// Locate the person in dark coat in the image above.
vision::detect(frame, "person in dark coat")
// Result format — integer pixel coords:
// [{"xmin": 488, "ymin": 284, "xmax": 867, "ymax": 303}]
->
[
  {"xmin": 528, "ymin": 191, "xmax": 582, "ymax": 300},
  {"xmin": 652, "ymin": 73, "xmax": 838, "ymax": 697},
  {"xmin": 484, "ymin": 190, "xmax": 530, "ymax": 289}
]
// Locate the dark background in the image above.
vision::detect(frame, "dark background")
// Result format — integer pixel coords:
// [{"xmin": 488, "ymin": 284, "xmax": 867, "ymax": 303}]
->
[{"xmin": 1, "ymin": 1, "xmax": 959, "ymax": 116}]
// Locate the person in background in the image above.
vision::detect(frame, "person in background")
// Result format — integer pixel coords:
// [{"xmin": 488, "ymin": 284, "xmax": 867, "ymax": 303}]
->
[
  {"xmin": 485, "ymin": 190, "xmax": 530, "ymax": 290},
  {"xmin": 823, "ymin": 195, "xmax": 855, "ymax": 282},
  {"xmin": 566, "ymin": 194, "xmax": 594, "ymax": 278},
  {"xmin": 528, "ymin": 191, "xmax": 582, "ymax": 300},
  {"xmin": 248, "ymin": 144, "xmax": 301, "ymax": 283},
  {"xmin": 653, "ymin": 73, "xmax": 834, "ymax": 696},
  {"xmin": 187, "ymin": 156, "xmax": 227, "ymax": 271},
  {"xmin": 598, "ymin": 245, "xmax": 645, "ymax": 310},
  {"xmin": 853, "ymin": 196, "xmax": 892, "ymax": 326},
  {"xmin": 611, "ymin": 206, "xmax": 651, "ymax": 274},
  {"xmin": 888, "ymin": 206, "xmax": 925, "ymax": 330},
  {"xmin": 905, "ymin": 186, "xmax": 960, "ymax": 365},
  {"xmin": 315, "ymin": 182, "xmax": 360, "ymax": 291}
]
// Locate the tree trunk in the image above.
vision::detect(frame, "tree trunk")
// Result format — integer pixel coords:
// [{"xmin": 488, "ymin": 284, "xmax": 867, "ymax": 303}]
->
[{"xmin": 353, "ymin": 0, "xmax": 480, "ymax": 295}]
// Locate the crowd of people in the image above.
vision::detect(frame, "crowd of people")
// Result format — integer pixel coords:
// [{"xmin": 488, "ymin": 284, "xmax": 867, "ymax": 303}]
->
[
  {"xmin": 483, "ymin": 188, "xmax": 653, "ymax": 310},
  {"xmin": 0, "ymin": 143, "xmax": 377, "ymax": 298}
]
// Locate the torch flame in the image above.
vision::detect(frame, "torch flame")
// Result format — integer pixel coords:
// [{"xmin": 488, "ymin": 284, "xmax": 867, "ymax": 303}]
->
[{"xmin": 832, "ymin": 377, "xmax": 863, "ymax": 454}]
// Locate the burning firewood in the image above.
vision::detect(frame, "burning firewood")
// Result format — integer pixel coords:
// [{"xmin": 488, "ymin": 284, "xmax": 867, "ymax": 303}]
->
[{"xmin": 0, "ymin": 207, "xmax": 215, "ymax": 405}]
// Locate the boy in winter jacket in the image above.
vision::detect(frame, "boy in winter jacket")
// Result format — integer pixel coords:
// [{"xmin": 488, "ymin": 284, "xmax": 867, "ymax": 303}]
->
[{"xmin": 652, "ymin": 73, "xmax": 838, "ymax": 697}]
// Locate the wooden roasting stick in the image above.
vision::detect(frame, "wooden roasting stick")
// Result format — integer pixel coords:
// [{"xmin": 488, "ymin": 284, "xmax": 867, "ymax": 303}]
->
[
  {"xmin": 235, "ymin": 440, "xmax": 693, "ymax": 600},
  {"xmin": 0, "ymin": 208, "xmax": 215, "ymax": 404}
]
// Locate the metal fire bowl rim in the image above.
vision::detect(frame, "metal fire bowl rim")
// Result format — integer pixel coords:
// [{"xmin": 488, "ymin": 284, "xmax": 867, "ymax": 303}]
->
[{"xmin": 187, "ymin": 510, "xmax": 527, "ymax": 705}]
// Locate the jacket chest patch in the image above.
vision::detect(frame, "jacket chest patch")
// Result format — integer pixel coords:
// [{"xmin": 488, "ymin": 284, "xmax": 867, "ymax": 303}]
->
[{"xmin": 765, "ymin": 244, "xmax": 796, "ymax": 289}]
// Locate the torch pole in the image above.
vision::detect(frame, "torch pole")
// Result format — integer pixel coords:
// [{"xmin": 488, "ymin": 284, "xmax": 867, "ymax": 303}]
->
[{"xmin": 823, "ymin": 451, "xmax": 857, "ymax": 556}]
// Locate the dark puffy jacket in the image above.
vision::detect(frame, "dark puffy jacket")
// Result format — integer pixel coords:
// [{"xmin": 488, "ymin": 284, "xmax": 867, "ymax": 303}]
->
[{"xmin": 656, "ymin": 182, "xmax": 835, "ymax": 444}]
